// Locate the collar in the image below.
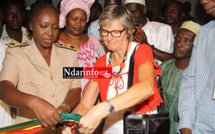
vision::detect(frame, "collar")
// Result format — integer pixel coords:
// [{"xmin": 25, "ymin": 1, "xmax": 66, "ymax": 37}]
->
[
  {"xmin": 1, "ymin": 25, "xmax": 30, "ymax": 43},
  {"xmin": 28, "ymin": 39, "xmax": 54, "ymax": 72},
  {"xmin": 142, "ymin": 18, "xmax": 150, "ymax": 29}
]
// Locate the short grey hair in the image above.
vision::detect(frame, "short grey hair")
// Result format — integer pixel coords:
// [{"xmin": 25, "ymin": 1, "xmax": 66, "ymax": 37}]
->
[{"xmin": 99, "ymin": 5, "xmax": 134, "ymax": 42}]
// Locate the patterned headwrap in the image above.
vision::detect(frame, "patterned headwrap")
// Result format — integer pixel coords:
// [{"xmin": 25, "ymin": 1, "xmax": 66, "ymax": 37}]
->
[{"xmin": 59, "ymin": 0, "xmax": 95, "ymax": 28}]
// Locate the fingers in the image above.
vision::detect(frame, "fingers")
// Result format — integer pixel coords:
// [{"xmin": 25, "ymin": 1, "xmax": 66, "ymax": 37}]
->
[
  {"xmin": 41, "ymin": 118, "xmax": 56, "ymax": 127},
  {"xmin": 133, "ymin": 31, "xmax": 148, "ymax": 44},
  {"xmin": 38, "ymin": 111, "xmax": 62, "ymax": 127},
  {"xmin": 45, "ymin": 119, "xmax": 54, "ymax": 126},
  {"xmin": 32, "ymin": 98, "xmax": 63, "ymax": 127},
  {"xmin": 79, "ymin": 127, "xmax": 95, "ymax": 134},
  {"xmin": 141, "ymin": 30, "xmax": 146, "ymax": 36},
  {"xmin": 48, "ymin": 115, "xmax": 59, "ymax": 125},
  {"xmin": 53, "ymin": 111, "xmax": 63, "ymax": 123},
  {"xmin": 133, "ymin": 34, "xmax": 142, "ymax": 43},
  {"xmin": 62, "ymin": 127, "xmax": 72, "ymax": 134},
  {"xmin": 79, "ymin": 120, "xmax": 97, "ymax": 134},
  {"xmin": 40, "ymin": 120, "xmax": 48, "ymax": 128}
]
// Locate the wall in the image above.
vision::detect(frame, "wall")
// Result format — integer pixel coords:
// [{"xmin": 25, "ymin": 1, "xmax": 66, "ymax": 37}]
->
[{"xmin": 179, "ymin": 0, "xmax": 198, "ymax": 18}]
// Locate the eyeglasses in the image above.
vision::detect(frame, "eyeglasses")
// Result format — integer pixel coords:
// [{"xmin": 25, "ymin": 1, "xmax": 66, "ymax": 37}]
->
[{"xmin": 99, "ymin": 28, "xmax": 125, "ymax": 37}]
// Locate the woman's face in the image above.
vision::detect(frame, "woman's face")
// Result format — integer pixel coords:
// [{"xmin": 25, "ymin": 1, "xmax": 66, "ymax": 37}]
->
[
  {"xmin": 65, "ymin": 8, "xmax": 87, "ymax": 36},
  {"xmin": 100, "ymin": 20, "xmax": 129, "ymax": 52},
  {"xmin": 30, "ymin": 7, "xmax": 59, "ymax": 49}
]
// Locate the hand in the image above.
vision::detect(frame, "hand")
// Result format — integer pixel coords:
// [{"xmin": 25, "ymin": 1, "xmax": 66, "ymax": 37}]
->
[
  {"xmin": 180, "ymin": 128, "xmax": 192, "ymax": 134},
  {"xmin": 78, "ymin": 104, "xmax": 106, "ymax": 134},
  {"xmin": 30, "ymin": 97, "xmax": 62, "ymax": 127},
  {"xmin": 133, "ymin": 30, "xmax": 148, "ymax": 44},
  {"xmin": 57, "ymin": 105, "xmax": 69, "ymax": 114},
  {"xmin": 61, "ymin": 123, "xmax": 80, "ymax": 134},
  {"xmin": 62, "ymin": 127, "xmax": 72, "ymax": 134}
]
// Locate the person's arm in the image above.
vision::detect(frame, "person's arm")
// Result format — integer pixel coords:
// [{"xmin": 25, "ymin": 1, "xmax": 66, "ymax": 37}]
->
[
  {"xmin": 72, "ymin": 79, "xmax": 100, "ymax": 116},
  {"xmin": 153, "ymin": 48, "xmax": 173, "ymax": 62},
  {"xmin": 154, "ymin": 24, "xmax": 174, "ymax": 62},
  {"xmin": 133, "ymin": 30, "xmax": 148, "ymax": 44},
  {"xmin": 78, "ymin": 61, "xmax": 154, "ymax": 133},
  {"xmin": 57, "ymin": 87, "xmax": 81, "ymax": 114},
  {"xmin": 57, "ymin": 50, "xmax": 82, "ymax": 114},
  {"xmin": 180, "ymin": 128, "xmax": 192, "ymax": 134},
  {"xmin": 133, "ymin": 30, "xmax": 173, "ymax": 62},
  {"xmin": 0, "ymin": 80, "xmax": 63, "ymax": 127},
  {"xmin": 61, "ymin": 79, "xmax": 100, "ymax": 134}
]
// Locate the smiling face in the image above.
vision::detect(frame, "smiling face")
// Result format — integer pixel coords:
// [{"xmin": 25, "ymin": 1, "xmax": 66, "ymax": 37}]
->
[
  {"xmin": 65, "ymin": 8, "xmax": 87, "ymax": 36},
  {"xmin": 173, "ymin": 29, "xmax": 195, "ymax": 59},
  {"xmin": 29, "ymin": 7, "xmax": 59, "ymax": 49},
  {"xmin": 201, "ymin": 0, "xmax": 215, "ymax": 17},
  {"xmin": 101, "ymin": 19, "xmax": 129, "ymax": 52},
  {"xmin": 3, "ymin": 2, "xmax": 24, "ymax": 31}
]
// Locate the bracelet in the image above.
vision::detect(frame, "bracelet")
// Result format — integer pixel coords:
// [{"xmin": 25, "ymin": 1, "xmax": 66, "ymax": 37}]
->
[{"xmin": 58, "ymin": 103, "xmax": 71, "ymax": 113}]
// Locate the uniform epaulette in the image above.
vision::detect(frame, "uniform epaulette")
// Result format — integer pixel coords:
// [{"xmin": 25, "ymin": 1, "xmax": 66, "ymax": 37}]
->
[
  {"xmin": 6, "ymin": 43, "xmax": 30, "ymax": 48},
  {"xmin": 54, "ymin": 43, "xmax": 77, "ymax": 51}
]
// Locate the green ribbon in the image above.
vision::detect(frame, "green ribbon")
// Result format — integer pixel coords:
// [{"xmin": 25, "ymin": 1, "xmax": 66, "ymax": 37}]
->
[{"xmin": 0, "ymin": 113, "xmax": 81, "ymax": 133}]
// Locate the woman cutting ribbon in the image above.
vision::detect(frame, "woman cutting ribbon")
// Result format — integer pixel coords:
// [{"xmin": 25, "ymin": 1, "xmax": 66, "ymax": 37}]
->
[
  {"xmin": 0, "ymin": 2, "xmax": 81, "ymax": 134},
  {"xmin": 63, "ymin": 5, "xmax": 163, "ymax": 134}
]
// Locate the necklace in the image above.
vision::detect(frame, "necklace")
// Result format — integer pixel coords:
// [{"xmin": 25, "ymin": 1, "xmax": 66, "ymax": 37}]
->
[{"xmin": 108, "ymin": 43, "xmax": 129, "ymax": 74}]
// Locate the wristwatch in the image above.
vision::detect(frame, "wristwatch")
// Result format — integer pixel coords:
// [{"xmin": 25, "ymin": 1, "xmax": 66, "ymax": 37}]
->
[{"xmin": 106, "ymin": 100, "xmax": 115, "ymax": 115}]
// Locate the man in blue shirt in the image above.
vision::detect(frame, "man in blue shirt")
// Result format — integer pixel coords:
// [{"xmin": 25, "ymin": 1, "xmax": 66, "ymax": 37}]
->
[{"xmin": 178, "ymin": 0, "xmax": 215, "ymax": 134}]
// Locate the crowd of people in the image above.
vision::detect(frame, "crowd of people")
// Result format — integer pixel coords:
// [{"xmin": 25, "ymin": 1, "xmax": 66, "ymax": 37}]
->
[{"xmin": 0, "ymin": 0, "xmax": 214, "ymax": 134}]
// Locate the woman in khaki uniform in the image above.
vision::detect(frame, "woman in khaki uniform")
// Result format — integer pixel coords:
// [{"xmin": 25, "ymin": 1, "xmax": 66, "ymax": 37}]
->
[{"xmin": 0, "ymin": 2, "xmax": 81, "ymax": 133}]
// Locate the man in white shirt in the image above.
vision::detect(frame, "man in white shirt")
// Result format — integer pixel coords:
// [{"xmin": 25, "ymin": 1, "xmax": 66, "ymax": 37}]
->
[
  {"xmin": 0, "ymin": 40, "xmax": 14, "ymax": 127},
  {"xmin": 1, "ymin": 1, "xmax": 30, "ymax": 46},
  {"xmin": 124, "ymin": 0, "xmax": 174, "ymax": 65}
]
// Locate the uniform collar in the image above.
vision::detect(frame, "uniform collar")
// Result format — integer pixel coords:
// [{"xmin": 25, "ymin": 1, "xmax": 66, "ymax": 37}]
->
[{"xmin": 28, "ymin": 39, "xmax": 63, "ymax": 73}]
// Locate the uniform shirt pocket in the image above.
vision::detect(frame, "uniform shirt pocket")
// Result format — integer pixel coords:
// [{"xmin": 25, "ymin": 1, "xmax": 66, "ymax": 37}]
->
[{"xmin": 18, "ymin": 77, "xmax": 45, "ymax": 96}]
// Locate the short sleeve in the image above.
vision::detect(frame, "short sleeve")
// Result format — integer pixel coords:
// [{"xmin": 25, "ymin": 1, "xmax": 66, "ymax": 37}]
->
[
  {"xmin": 135, "ymin": 44, "xmax": 161, "ymax": 76},
  {"xmin": 0, "ymin": 48, "xmax": 20, "ymax": 86},
  {"xmin": 133, "ymin": 44, "xmax": 163, "ymax": 114},
  {"xmin": 135, "ymin": 44, "xmax": 154, "ymax": 67}
]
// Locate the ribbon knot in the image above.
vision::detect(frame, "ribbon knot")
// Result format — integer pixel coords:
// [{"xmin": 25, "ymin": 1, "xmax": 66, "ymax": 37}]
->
[{"xmin": 110, "ymin": 72, "xmax": 128, "ymax": 95}]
